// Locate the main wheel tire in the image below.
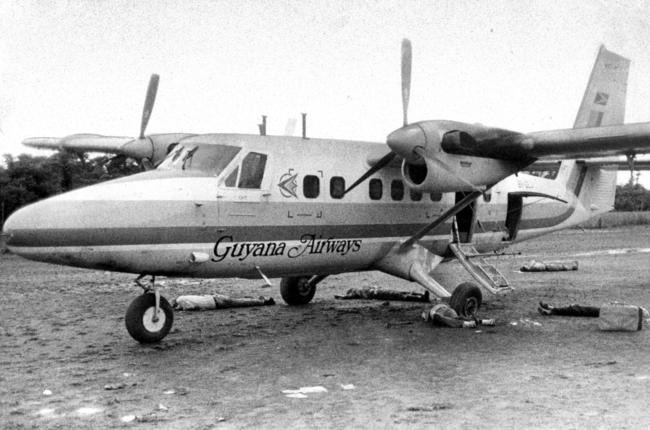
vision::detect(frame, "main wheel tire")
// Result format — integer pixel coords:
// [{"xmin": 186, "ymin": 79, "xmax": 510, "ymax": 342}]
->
[
  {"xmin": 125, "ymin": 294, "xmax": 174, "ymax": 343},
  {"xmin": 449, "ymin": 282, "xmax": 482, "ymax": 318},
  {"xmin": 280, "ymin": 276, "xmax": 316, "ymax": 305}
]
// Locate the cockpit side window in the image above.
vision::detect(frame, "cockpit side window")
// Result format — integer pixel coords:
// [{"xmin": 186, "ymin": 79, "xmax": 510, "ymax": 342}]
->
[
  {"xmin": 158, "ymin": 143, "xmax": 241, "ymax": 176},
  {"xmin": 224, "ymin": 167, "xmax": 239, "ymax": 187},
  {"xmin": 237, "ymin": 152, "xmax": 267, "ymax": 189}
]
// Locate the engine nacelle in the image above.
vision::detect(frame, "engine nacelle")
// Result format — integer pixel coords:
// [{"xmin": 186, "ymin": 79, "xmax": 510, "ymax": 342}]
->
[{"xmin": 399, "ymin": 123, "xmax": 520, "ymax": 192}]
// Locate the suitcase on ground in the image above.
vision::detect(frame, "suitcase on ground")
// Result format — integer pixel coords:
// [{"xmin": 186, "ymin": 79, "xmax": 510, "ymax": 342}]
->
[{"xmin": 598, "ymin": 304, "xmax": 643, "ymax": 331}]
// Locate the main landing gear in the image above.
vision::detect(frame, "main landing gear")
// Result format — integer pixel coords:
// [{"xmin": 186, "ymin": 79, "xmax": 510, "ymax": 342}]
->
[
  {"xmin": 449, "ymin": 282, "xmax": 483, "ymax": 318},
  {"xmin": 280, "ymin": 275, "xmax": 327, "ymax": 305},
  {"xmin": 125, "ymin": 275, "xmax": 174, "ymax": 343}
]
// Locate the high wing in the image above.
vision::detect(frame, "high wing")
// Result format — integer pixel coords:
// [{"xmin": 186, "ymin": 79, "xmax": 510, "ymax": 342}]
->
[
  {"xmin": 22, "ymin": 75, "xmax": 194, "ymax": 168},
  {"xmin": 438, "ymin": 121, "xmax": 650, "ymax": 162},
  {"xmin": 24, "ymin": 134, "xmax": 133, "ymax": 154}
]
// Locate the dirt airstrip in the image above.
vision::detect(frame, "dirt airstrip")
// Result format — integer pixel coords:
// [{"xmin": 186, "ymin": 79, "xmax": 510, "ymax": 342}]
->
[{"xmin": 1, "ymin": 226, "xmax": 650, "ymax": 429}]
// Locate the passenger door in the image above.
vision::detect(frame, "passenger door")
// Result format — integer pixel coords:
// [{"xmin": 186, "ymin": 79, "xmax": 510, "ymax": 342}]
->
[{"xmin": 217, "ymin": 151, "xmax": 272, "ymax": 219}]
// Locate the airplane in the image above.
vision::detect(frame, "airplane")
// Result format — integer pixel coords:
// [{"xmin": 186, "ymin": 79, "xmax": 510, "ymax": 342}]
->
[{"xmin": 5, "ymin": 40, "xmax": 650, "ymax": 344}]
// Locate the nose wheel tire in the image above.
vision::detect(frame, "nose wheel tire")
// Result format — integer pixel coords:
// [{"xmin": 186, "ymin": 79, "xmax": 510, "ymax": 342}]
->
[
  {"xmin": 125, "ymin": 293, "xmax": 174, "ymax": 343},
  {"xmin": 449, "ymin": 282, "xmax": 482, "ymax": 318},
  {"xmin": 280, "ymin": 276, "xmax": 316, "ymax": 305}
]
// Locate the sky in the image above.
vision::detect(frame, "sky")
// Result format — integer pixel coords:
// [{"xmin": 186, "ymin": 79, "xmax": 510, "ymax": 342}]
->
[{"xmin": 1, "ymin": 0, "xmax": 650, "ymax": 186}]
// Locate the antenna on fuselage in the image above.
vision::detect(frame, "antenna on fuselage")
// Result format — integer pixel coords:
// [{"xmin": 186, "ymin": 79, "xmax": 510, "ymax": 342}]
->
[
  {"xmin": 301, "ymin": 113, "xmax": 308, "ymax": 139},
  {"xmin": 258, "ymin": 115, "xmax": 267, "ymax": 136}
]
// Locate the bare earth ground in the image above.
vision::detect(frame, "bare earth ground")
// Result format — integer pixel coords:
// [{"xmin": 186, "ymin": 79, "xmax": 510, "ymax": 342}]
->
[{"xmin": 1, "ymin": 226, "xmax": 650, "ymax": 430}]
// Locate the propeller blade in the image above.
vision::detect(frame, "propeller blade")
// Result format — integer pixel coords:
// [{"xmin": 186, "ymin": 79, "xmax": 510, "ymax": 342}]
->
[
  {"xmin": 401, "ymin": 39, "xmax": 412, "ymax": 126},
  {"xmin": 139, "ymin": 74, "xmax": 160, "ymax": 139},
  {"xmin": 343, "ymin": 151, "xmax": 397, "ymax": 196}
]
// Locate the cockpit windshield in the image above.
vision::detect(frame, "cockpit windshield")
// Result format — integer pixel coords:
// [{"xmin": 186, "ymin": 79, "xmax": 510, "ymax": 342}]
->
[{"xmin": 158, "ymin": 144, "xmax": 241, "ymax": 176}]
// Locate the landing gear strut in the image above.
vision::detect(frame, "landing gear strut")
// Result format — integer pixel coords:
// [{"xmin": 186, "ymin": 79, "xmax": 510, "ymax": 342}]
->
[{"xmin": 125, "ymin": 275, "xmax": 174, "ymax": 343}]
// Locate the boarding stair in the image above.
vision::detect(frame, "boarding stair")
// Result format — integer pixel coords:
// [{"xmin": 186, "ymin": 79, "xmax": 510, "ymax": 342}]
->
[{"xmin": 449, "ymin": 219, "xmax": 512, "ymax": 295}]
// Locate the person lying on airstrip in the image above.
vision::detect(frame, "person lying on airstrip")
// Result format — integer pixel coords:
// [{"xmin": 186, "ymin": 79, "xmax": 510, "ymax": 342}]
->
[{"xmin": 422, "ymin": 303, "xmax": 495, "ymax": 328}]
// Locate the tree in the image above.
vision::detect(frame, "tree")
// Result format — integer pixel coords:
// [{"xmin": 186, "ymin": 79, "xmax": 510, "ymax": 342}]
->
[
  {"xmin": 1, "ymin": 152, "xmax": 140, "ymax": 224},
  {"xmin": 614, "ymin": 183, "xmax": 650, "ymax": 211}
]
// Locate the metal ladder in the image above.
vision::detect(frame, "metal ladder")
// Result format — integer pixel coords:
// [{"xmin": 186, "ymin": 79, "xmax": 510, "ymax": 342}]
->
[{"xmin": 449, "ymin": 219, "xmax": 512, "ymax": 295}]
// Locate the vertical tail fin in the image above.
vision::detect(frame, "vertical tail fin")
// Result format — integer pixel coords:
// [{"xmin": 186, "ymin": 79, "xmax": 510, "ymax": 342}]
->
[
  {"xmin": 557, "ymin": 45, "xmax": 630, "ymax": 193},
  {"xmin": 573, "ymin": 45, "xmax": 630, "ymax": 128}
]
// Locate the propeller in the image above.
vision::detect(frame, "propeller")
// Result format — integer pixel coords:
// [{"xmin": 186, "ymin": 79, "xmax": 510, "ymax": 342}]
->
[
  {"xmin": 23, "ymin": 74, "xmax": 193, "ymax": 169},
  {"xmin": 343, "ymin": 39, "xmax": 412, "ymax": 196},
  {"xmin": 401, "ymin": 39, "xmax": 412, "ymax": 127},
  {"xmin": 140, "ymin": 74, "xmax": 159, "ymax": 139}
]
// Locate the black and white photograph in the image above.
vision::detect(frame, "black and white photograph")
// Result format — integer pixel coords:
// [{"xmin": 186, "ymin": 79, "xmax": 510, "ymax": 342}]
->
[{"xmin": 2, "ymin": 1, "xmax": 650, "ymax": 428}]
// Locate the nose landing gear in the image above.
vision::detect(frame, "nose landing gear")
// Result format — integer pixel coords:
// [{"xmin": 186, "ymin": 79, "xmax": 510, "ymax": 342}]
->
[{"xmin": 125, "ymin": 275, "xmax": 174, "ymax": 343}]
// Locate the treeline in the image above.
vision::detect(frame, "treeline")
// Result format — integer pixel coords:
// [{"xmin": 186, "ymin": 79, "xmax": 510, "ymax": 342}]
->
[
  {"xmin": 1, "ymin": 153, "xmax": 140, "ymax": 224},
  {"xmin": 614, "ymin": 182, "xmax": 650, "ymax": 211},
  {"xmin": 1, "ymin": 152, "xmax": 650, "ymax": 224}
]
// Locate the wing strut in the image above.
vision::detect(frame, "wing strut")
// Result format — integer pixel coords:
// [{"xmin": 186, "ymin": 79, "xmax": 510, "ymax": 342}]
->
[
  {"xmin": 400, "ymin": 190, "xmax": 483, "ymax": 249},
  {"xmin": 343, "ymin": 152, "xmax": 397, "ymax": 196}
]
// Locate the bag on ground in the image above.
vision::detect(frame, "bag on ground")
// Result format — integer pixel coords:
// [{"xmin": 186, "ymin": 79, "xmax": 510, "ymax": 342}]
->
[{"xmin": 598, "ymin": 303, "xmax": 644, "ymax": 331}]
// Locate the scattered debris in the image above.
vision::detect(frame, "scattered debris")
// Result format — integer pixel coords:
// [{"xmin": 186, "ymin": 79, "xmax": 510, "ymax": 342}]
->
[
  {"xmin": 163, "ymin": 387, "xmax": 188, "ymax": 396},
  {"xmin": 335, "ymin": 286, "xmax": 430, "ymax": 302},
  {"xmin": 157, "ymin": 403, "xmax": 168, "ymax": 411},
  {"xmin": 104, "ymin": 383, "xmax": 125, "ymax": 390},
  {"xmin": 42, "ymin": 389, "xmax": 52, "ymax": 396},
  {"xmin": 406, "ymin": 403, "xmax": 454, "ymax": 412},
  {"xmin": 585, "ymin": 360, "xmax": 617, "ymax": 367},
  {"xmin": 36, "ymin": 408, "xmax": 56, "ymax": 417},
  {"xmin": 386, "ymin": 321, "xmax": 414, "ymax": 328},
  {"xmin": 282, "ymin": 386, "xmax": 328, "ymax": 398},
  {"xmin": 521, "ymin": 260, "xmax": 578, "ymax": 272},
  {"xmin": 76, "ymin": 406, "xmax": 102, "ymax": 416},
  {"xmin": 282, "ymin": 386, "xmax": 328, "ymax": 394},
  {"xmin": 340, "ymin": 384, "xmax": 356, "ymax": 390},
  {"xmin": 121, "ymin": 415, "xmax": 136, "ymax": 423},
  {"xmin": 510, "ymin": 318, "xmax": 542, "ymax": 327},
  {"xmin": 136, "ymin": 412, "xmax": 163, "ymax": 423}
]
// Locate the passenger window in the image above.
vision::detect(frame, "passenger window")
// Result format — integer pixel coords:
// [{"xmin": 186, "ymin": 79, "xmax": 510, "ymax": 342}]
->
[
  {"xmin": 369, "ymin": 178, "xmax": 382, "ymax": 200},
  {"xmin": 410, "ymin": 188, "xmax": 422, "ymax": 201},
  {"xmin": 330, "ymin": 176, "xmax": 345, "ymax": 199},
  {"xmin": 430, "ymin": 192, "xmax": 442, "ymax": 202},
  {"xmin": 391, "ymin": 180, "xmax": 404, "ymax": 201},
  {"xmin": 238, "ymin": 152, "xmax": 267, "ymax": 189},
  {"xmin": 303, "ymin": 175, "xmax": 320, "ymax": 198},
  {"xmin": 224, "ymin": 167, "xmax": 238, "ymax": 187}
]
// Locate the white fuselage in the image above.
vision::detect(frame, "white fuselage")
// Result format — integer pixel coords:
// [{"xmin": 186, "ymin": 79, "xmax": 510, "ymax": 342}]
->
[{"xmin": 3, "ymin": 133, "xmax": 611, "ymax": 280}]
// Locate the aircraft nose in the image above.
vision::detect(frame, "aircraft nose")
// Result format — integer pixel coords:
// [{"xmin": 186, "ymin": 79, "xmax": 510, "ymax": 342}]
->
[
  {"xmin": 3, "ymin": 199, "xmax": 51, "ymax": 250},
  {"xmin": 386, "ymin": 124, "xmax": 426, "ymax": 162}
]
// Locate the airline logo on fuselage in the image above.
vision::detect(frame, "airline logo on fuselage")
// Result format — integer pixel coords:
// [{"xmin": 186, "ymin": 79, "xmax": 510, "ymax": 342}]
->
[
  {"xmin": 212, "ymin": 234, "xmax": 362, "ymax": 262},
  {"xmin": 278, "ymin": 170, "xmax": 298, "ymax": 198}
]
